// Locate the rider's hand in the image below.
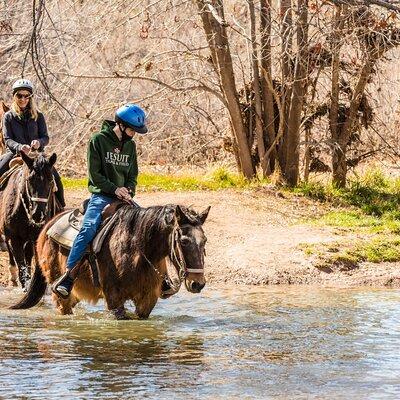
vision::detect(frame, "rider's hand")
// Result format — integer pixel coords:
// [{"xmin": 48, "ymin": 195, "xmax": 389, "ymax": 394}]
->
[
  {"xmin": 30, "ymin": 140, "xmax": 40, "ymax": 150},
  {"xmin": 20, "ymin": 145, "xmax": 31, "ymax": 154},
  {"xmin": 115, "ymin": 187, "xmax": 131, "ymax": 201}
]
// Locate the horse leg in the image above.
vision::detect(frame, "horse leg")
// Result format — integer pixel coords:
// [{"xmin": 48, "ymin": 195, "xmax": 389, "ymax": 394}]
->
[
  {"xmin": 9, "ymin": 237, "xmax": 29, "ymax": 289},
  {"xmin": 52, "ymin": 293, "xmax": 79, "ymax": 315},
  {"xmin": 134, "ymin": 293, "xmax": 159, "ymax": 320},
  {"xmin": 6, "ymin": 240, "xmax": 18, "ymax": 287},
  {"xmin": 23, "ymin": 241, "xmax": 34, "ymax": 278},
  {"xmin": 103, "ymin": 288, "xmax": 130, "ymax": 320}
]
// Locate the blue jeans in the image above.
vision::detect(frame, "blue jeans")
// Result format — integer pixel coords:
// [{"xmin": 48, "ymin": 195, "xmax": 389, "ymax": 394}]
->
[{"xmin": 66, "ymin": 193, "xmax": 114, "ymax": 270}]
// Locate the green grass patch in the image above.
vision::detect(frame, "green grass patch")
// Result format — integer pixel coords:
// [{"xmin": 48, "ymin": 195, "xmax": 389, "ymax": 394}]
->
[
  {"xmin": 296, "ymin": 167, "xmax": 400, "ymax": 235},
  {"xmin": 315, "ymin": 210, "xmax": 400, "ymax": 234},
  {"xmin": 62, "ymin": 177, "xmax": 88, "ymax": 190},
  {"xmin": 297, "ymin": 168, "xmax": 400, "ymax": 266},
  {"xmin": 62, "ymin": 166, "xmax": 269, "ymax": 192},
  {"xmin": 300, "ymin": 236, "xmax": 400, "ymax": 270},
  {"xmin": 352, "ymin": 237, "xmax": 400, "ymax": 263},
  {"xmin": 295, "ymin": 168, "xmax": 400, "ymax": 217}
]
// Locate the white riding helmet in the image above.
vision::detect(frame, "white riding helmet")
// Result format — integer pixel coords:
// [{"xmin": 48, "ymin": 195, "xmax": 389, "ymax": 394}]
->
[{"xmin": 12, "ymin": 79, "xmax": 34, "ymax": 94}]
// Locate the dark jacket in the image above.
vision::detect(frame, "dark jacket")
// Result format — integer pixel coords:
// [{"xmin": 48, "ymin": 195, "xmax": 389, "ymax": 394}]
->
[
  {"xmin": 2, "ymin": 109, "xmax": 49, "ymax": 153},
  {"xmin": 87, "ymin": 120, "xmax": 138, "ymax": 197}
]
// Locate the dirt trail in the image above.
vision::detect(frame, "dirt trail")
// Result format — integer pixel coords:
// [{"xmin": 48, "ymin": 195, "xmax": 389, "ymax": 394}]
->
[{"xmin": 1, "ymin": 188, "xmax": 399, "ymax": 288}]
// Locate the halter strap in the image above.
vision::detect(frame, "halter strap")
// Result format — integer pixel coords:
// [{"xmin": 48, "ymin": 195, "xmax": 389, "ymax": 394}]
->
[
  {"xmin": 20, "ymin": 173, "xmax": 56, "ymax": 227},
  {"xmin": 30, "ymin": 197, "xmax": 49, "ymax": 203},
  {"xmin": 170, "ymin": 227, "xmax": 204, "ymax": 278}
]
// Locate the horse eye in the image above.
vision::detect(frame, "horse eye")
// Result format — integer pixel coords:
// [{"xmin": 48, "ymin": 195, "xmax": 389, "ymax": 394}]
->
[{"xmin": 180, "ymin": 237, "xmax": 191, "ymax": 246}]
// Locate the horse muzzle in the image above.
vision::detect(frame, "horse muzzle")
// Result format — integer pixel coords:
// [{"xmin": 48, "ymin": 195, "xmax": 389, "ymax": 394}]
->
[{"xmin": 185, "ymin": 278, "xmax": 206, "ymax": 293}]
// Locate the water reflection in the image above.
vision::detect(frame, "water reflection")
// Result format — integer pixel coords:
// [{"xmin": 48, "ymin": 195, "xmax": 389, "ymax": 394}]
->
[{"xmin": 0, "ymin": 286, "xmax": 400, "ymax": 398}]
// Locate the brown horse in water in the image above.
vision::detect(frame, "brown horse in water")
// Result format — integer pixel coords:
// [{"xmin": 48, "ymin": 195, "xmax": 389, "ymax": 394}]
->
[
  {"xmin": 11, "ymin": 204, "xmax": 210, "ymax": 319},
  {"xmin": 0, "ymin": 152, "xmax": 61, "ymax": 288}
]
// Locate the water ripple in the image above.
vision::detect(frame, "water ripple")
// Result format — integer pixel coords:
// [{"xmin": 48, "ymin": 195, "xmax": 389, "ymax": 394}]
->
[{"xmin": 0, "ymin": 285, "xmax": 399, "ymax": 399}]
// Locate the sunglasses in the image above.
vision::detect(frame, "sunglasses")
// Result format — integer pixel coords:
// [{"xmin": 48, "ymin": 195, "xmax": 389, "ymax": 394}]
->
[{"xmin": 15, "ymin": 93, "xmax": 32, "ymax": 99}]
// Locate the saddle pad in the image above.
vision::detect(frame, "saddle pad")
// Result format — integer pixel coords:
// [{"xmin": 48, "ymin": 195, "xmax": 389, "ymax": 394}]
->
[
  {"xmin": 47, "ymin": 208, "xmax": 119, "ymax": 253},
  {"xmin": 47, "ymin": 209, "xmax": 82, "ymax": 249}
]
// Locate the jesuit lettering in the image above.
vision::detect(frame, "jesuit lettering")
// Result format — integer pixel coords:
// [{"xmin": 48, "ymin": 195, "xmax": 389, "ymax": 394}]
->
[{"xmin": 105, "ymin": 151, "xmax": 130, "ymax": 167}]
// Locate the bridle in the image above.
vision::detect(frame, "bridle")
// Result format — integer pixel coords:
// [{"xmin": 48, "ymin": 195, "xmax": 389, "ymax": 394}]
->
[
  {"xmin": 169, "ymin": 225, "xmax": 205, "ymax": 278},
  {"xmin": 140, "ymin": 223, "xmax": 205, "ymax": 295},
  {"xmin": 19, "ymin": 169, "xmax": 57, "ymax": 228}
]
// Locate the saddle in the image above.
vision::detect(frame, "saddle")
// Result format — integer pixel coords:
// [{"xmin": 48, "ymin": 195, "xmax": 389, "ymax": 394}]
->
[
  {"xmin": 0, "ymin": 152, "xmax": 38, "ymax": 190},
  {"xmin": 47, "ymin": 200, "xmax": 125, "ymax": 252},
  {"xmin": 0, "ymin": 158, "xmax": 23, "ymax": 190},
  {"xmin": 47, "ymin": 200, "xmax": 126, "ymax": 286}
]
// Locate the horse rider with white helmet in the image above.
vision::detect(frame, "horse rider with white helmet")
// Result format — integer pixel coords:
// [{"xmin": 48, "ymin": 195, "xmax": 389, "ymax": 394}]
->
[{"xmin": 0, "ymin": 78, "xmax": 65, "ymax": 207}]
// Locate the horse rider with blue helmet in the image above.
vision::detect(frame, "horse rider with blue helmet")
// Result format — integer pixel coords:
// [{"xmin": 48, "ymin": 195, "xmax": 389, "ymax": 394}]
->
[
  {"xmin": 52, "ymin": 104, "xmax": 148, "ymax": 298},
  {"xmin": 1, "ymin": 78, "xmax": 65, "ymax": 207}
]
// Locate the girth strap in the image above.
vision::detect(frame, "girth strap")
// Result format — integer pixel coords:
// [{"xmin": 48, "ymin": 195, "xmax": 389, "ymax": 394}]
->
[{"xmin": 88, "ymin": 246, "xmax": 100, "ymax": 287}]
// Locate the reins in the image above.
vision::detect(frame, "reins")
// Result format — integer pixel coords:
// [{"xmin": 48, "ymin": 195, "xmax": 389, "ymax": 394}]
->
[
  {"xmin": 138, "ymin": 221, "xmax": 204, "ymax": 286},
  {"xmin": 121, "ymin": 205, "xmax": 205, "ymax": 297}
]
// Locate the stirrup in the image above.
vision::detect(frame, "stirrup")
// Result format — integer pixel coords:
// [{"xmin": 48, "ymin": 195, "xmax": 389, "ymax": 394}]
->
[{"xmin": 51, "ymin": 271, "xmax": 74, "ymax": 299}]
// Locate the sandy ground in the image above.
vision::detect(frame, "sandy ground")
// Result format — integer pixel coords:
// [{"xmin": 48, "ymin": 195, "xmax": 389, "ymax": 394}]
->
[{"xmin": 1, "ymin": 187, "xmax": 399, "ymax": 288}]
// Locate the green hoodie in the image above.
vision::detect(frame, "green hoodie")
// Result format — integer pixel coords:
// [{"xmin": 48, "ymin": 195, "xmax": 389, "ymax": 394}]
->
[{"xmin": 87, "ymin": 120, "xmax": 138, "ymax": 197}]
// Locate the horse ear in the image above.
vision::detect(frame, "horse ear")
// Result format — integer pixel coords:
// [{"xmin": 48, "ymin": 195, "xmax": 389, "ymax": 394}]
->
[
  {"xmin": 1, "ymin": 101, "xmax": 9, "ymax": 113},
  {"xmin": 175, "ymin": 205, "xmax": 188, "ymax": 225},
  {"xmin": 164, "ymin": 205, "xmax": 188, "ymax": 227},
  {"xmin": 20, "ymin": 151, "xmax": 34, "ymax": 169},
  {"xmin": 49, "ymin": 153, "xmax": 57, "ymax": 166},
  {"xmin": 199, "ymin": 206, "xmax": 211, "ymax": 224}
]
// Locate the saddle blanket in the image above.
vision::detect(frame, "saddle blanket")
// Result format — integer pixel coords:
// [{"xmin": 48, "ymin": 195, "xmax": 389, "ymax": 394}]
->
[{"xmin": 47, "ymin": 208, "xmax": 117, "ymax": 253}]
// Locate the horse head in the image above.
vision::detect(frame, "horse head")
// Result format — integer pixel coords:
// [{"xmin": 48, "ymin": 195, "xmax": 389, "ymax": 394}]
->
[
  {"xmin": 164, "ymin": 205, "xmax": 211, "ymax": 294},
  {"xmin": 20, "ymin": 151, "xmax": 57, "ymax": 225}
]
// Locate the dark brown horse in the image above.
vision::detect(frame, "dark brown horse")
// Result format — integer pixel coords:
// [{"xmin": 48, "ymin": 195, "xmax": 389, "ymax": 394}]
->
[
  {"xmin": 11, "ymin": 204, "xmax": 210, "ymax": 319},
  {"xmin": 0, "ymin": 152, "xmax": 61, "ymax": 288}
]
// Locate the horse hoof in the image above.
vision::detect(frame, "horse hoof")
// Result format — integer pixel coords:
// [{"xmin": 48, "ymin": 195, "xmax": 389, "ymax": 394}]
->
[{"xmin": 112, "ymin": 307, "xmax": 132, "ymax": 320}]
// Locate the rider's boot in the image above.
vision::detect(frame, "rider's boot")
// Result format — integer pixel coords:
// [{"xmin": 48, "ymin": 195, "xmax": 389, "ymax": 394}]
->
[{"xmin": 52, "ymin": 271, "xmax": 75, "ymax": 299}]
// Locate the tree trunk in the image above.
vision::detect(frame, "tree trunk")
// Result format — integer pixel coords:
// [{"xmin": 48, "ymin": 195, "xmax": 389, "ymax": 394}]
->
[
  {"xmin": 197, "ymin": 0, "xmax": 255, "ymax": 178},
  {"xmin": 285, "ymin": 0, "xmax": 308, "ymax": 186},
  {"xmin": 249, "ymin": 0, "xmax": 266, "ymax": 176},
  {"xmin": 304, "ymin": 127, "xmax": 311, "ymax": 182},
  {"xmin": 330, "ymin": 5, "xmax": 345, "ymax": 187},
  {"xmin": 260, "ymin": 0, "xmax": 276, "ymax": 175},
  {"xmin": 333, "ymin": 56, "xmax": 376, "ymax": 187},
  {"xmin": 279, "ymin": 0, "xmax": 293, "ymax": 176},
  {"xmin": 332, "ymin": 141, "xmax": 347, "ymax": 187}
]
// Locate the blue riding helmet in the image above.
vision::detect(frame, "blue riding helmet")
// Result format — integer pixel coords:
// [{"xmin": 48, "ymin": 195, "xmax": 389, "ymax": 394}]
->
[{"xmin": 115, "ymin": 104, "xmax": 148, "ymax": 134}]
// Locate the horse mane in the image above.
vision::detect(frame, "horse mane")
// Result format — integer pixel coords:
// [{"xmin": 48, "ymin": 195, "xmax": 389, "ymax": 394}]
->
[
  {"xmin": 116, "ymin": 204, "xmax": 201, "ymax": 233},
  {"xmin": 112, "ymin": 204, "xmax": 201, "ymax": 261},
  {"xmin": 31, "ymin": 154, "xmax": 52, "ymax": 175}
]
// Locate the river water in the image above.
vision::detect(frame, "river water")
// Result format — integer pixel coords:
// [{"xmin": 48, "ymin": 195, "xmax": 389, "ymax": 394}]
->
[{"xmin": 0, "ymin": 285, "xmax": 399, "ymax": 399}]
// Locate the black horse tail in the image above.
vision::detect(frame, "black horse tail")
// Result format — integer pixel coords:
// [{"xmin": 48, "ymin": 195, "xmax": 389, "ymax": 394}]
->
[{"xmin": 9, "ymin": 261, "xmax": 47, "ymax": 310}]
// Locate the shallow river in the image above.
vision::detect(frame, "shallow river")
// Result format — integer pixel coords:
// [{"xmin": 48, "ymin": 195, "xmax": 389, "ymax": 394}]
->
[{"xmin": 0, "ymin": 285, "xmax": 399, "ymax": 399}]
